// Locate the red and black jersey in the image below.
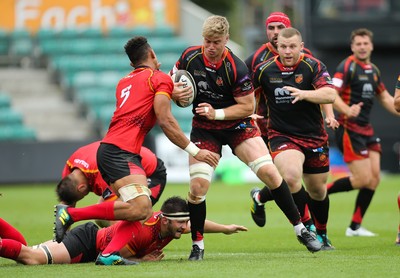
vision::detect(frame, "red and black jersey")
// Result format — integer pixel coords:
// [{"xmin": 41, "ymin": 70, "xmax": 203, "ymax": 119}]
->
[
  {"xmin": 253, "ymin": 53, "xmax": 333, "ymax": 148},
  {"xmin": 102, "ymin": 68, "xmax": 173, "ymax": 154},
  {"xmin": 96, "ymin": 212, "xmax": 173, "ymax": 258},
  {"xmin": 332, "ymin": 55, "xmax": 386, "ymax": 136},
  {"xmin": 173, "ymin": 45, "xmax": 253, "ymax": 130},
  {"xmin": 62, "ymin": 141, "xmax": 106, "ymax": 196},
  {"xmin": 245, "ymin": 42, "xmax": 313, "ymax": 137},
  {"xmin": 62, "ymin": 141, "xmax": 159, "ymax": 198}
]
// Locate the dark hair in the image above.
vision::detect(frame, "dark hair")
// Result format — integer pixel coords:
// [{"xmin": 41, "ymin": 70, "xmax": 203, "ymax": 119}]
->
[
  {"xmin": 350, "ymin": 28, "xmax": 373, "ymax": 43},
  {"xmin": 56, "ymin": 176, "xmax": 80, "ymax": 205},
  {"xmin": 161, "ymin": 196, "xmax": 189, "ymax": 214},
  {"xmin": 124, "ymin": 36, "xmax": 151, "ymax": 67}
]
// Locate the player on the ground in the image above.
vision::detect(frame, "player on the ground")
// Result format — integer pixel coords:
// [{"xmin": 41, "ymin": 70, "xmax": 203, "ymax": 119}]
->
[
  {"xmin": 327, "ymin": 28, "xmax": 400, "ymax": 237},
  {"xmin": 0, "ymin": 197, "xmax": 247, "ymax": 265}
]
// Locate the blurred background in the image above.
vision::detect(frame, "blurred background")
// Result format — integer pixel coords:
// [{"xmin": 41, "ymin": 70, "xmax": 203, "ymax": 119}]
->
[{"xmin": 0, "ymin": 0, "xmax": 398, "ymax": 184}]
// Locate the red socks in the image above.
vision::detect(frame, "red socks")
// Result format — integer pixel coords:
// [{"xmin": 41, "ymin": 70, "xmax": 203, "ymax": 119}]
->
[
  {"xmin": 68, "ymin": 201, "xmax": 116, "ymax": 221},
  {"xmin": 0, "ymin": 218, "xmax": 27, "ymax": 245},
  {"xmin": 0, "ymin": 238, "xmax": 22, "ymax": 260}
]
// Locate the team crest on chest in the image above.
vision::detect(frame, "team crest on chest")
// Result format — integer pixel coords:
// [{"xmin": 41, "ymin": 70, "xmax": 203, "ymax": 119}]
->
[
  {"xmin": 295, "ymin": 74, "xmax": 303, "ymax": 84},
  {"xmin": 216, "ymin": 76, "xmax": 224, "ymax": 86}
]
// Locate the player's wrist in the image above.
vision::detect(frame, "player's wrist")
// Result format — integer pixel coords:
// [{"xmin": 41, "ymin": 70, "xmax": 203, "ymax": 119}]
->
[
  {"xmin": 184, "ymin": 142, "xmax": 200, "ymax": 156},
  {"xmin": 214, "ymin": 109, "xmax": 225, "ymax": 120}
]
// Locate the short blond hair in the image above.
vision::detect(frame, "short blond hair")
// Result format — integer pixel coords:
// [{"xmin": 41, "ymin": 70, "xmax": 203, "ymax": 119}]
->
[
  {"xmin": 278, "ymin": 27, "xmax": 302, "ymax": 41},
  {"xmin": 202, "ymin": 15, "xmax": 229, "ymax": 38}
]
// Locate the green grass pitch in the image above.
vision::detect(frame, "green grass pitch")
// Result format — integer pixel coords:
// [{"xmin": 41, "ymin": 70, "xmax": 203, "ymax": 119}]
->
[{"xmin": 0, "ymin": 174, "xmax": 399, "ymax": 277}]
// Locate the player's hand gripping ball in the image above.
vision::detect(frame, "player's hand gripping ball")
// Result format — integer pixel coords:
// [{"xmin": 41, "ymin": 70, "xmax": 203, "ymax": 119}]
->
[{"xmin": 171, "ymin": 70, "xmax": 197, "ymax": 107}]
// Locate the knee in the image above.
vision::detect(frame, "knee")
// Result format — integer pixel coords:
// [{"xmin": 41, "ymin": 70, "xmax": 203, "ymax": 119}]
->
[
  {"xmin": 351, "ymin": 173, "xmax": 372, "ymax": 188},
  {"xmin": 126, "ymin": 197, "xmax": 153, "ymax": 221},
  {"xmin": 368, "ymin": 174, "xmax": 380, "ymax": 189},
  {"xmin": 307, "ymin": 187, "xmax": 327, "ymax": 200},
  {"xmin": 257, "ymin": 165, "xmax": 283, "ymax": 189}
]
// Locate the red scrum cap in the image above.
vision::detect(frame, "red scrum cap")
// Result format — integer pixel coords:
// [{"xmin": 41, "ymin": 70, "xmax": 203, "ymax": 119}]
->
[{"xmin": 265, "ymin": 12, "xmax": 292, "ymax": 28}]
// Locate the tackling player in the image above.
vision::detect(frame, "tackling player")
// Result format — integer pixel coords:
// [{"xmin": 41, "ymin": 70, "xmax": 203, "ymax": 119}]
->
[
  {"xmin": 56, "ymin": 141, "xmax": 167, "ymax": 227},
  {"xmin": 53, "ymin": 36, "xmax": 219, "ymax": 265}
]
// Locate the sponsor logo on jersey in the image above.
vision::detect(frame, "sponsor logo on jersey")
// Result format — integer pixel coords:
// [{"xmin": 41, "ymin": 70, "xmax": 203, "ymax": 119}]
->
[
  {"xmin": 361, "ymin": 83, "xmax": 374, "ymax": 99},
  {"xmin": 73, "ymin": 159, "xmax": 89, "ymax": 169},
  {"xmin": 269, "ymin": 77, "xmax": 282, "ymax": 83},
  {"xmin": 194, "ymin": 70, "xmax": 206, "ymax": 78},
  {"xmin": 274, "ymin": 87, "xmax": 293, "ymax": 104}
]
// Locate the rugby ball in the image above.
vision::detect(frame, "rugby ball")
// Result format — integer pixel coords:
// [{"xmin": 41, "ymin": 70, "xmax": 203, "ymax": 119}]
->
[{"xmin": 171, "ymin": 70, "xmax": 197, "ymax": 108}]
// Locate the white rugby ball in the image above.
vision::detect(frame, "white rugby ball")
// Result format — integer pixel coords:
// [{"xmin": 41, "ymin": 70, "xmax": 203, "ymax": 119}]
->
[{"xmin": 171, "ymin": 70, "xmax": 197, "ymax": 108}]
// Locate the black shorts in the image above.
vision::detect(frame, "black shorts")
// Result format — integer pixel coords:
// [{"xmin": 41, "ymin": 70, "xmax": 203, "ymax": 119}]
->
[
  {"xmin": 62, "ymin": 222, "xmax": 99, "ymax": 263},
  {"xmin": 148, "ymin": 158, "xmax": 167, "ymax": 205},
  {"xmin": 335, "ymin": 126, "xmax": 381, "ymax": 163},
  {"xmin": 97, "ymin": 143, "xmax": 145, "ymax": 184}
]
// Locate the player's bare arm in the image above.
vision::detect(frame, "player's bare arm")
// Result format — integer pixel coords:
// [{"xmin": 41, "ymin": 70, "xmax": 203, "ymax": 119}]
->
[
  {"xmin": 286, "ymin": 86, "xmax": 336, "ymax": 104},
  {"xmin": 321, "ymin": 103, "xmax": 339, "ymax": 129},
  {"xmin": 333, "ymin": 89, "xmax": 363, "ymax": 118},
  {"xmin": 184, "ymin": 220, "xmax": 248, "ymax": 234},
  {"xmin": 377, "ymin": 90, "xmax": 400, "ymax": 116},
  {"xmin": 394, "ymin": 88, "xmax": 400, "ymax": 112},
  {"xmin": 195, "ymin": 93, "xmax": 255, "ymax": 120},
  {"xmin": 154, "ymin": 94, "xmax": 219, "ymax": 167}
]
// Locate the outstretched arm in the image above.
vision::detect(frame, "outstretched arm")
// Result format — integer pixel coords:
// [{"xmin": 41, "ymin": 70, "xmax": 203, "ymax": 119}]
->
[{"xmin": 184, "ymin": 220, "xmax": 248, "ymax": 235}]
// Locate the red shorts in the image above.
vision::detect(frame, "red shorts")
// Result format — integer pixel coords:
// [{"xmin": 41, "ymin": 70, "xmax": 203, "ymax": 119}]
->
[
  {"xmin": 190, "ymin": 124, "xmax": 260, "ymax": 156},
  {"xmin": 269, "ymin": 136, "xmax": 330, "ymax": 174}
]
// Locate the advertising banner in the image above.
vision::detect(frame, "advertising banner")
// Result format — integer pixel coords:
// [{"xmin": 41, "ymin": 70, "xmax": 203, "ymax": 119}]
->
[{"xmin": 0, "ymin": 0, "xmax": 179, "ymax": 32}]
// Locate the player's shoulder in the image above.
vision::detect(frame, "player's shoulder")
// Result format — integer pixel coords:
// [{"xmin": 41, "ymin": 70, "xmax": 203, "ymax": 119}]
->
[
  {"xmin": 301, "ymin": 53, "xmax": 327, "ymax": 69},
  {"xmin": 181, "ymin": 45, "xmax": 202, "ymax": 59},
  {"xmin": 302, "ymin": 47, "xmax": 313, "ymax": 57},
  {"xmin": 144, "ymin": 211, "xmax": 162, "ymax": 226},
  {"xmin": 255, "ymin": 56, "xmax": 276, "ymax": 73}
]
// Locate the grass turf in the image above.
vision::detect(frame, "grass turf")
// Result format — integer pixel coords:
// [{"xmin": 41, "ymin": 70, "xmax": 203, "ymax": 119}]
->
[{"xmin": 0, "ymin": 174, "xmax": 399, "ymax": 277}]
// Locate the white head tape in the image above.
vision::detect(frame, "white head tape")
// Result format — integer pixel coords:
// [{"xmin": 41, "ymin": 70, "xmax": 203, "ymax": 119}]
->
[{"xmin": 162, "ymin": 211, "xmax": 190, "ymax": 221}]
